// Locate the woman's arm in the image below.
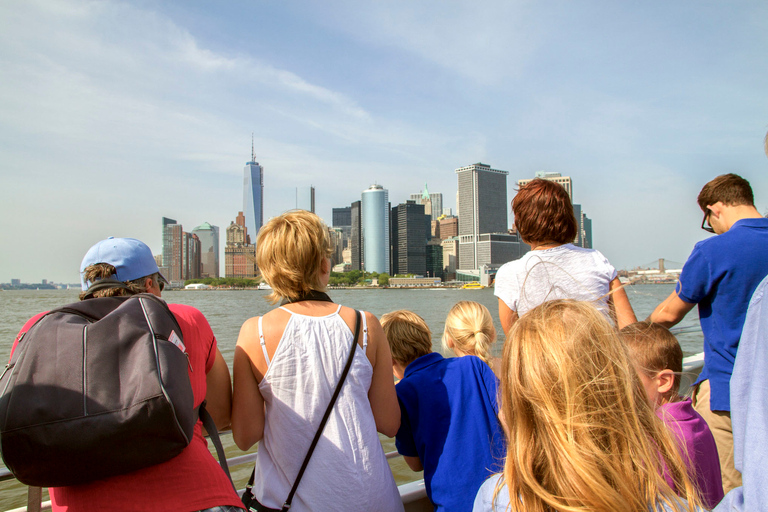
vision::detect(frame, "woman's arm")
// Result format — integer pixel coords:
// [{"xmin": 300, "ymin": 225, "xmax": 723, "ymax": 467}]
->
[
  {"xmin": 365, "ymin": 311, "xmax": 401, "ymax": 438},
  {"xmin": 204, "ymin": 349, "xmax": 233, "ymax": 431},
  {"xmin": 608, "ymin": 277, "xmax": 637, "ymax": 329},
  {"xmin": 231, "ymin": 317, "xmax": 266, "ymax": 451},
  {"xmin": 498, "ymin": 298, "xmax": 518, "ymax": 336}
]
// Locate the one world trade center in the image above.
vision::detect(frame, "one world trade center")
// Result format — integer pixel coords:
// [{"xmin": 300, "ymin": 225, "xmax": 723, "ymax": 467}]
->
[{"xmin": 243, "ymin": 138, "xmax": 264, "ymax": 245}]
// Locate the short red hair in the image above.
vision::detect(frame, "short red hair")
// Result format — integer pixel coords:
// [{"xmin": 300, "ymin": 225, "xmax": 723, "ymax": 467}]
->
[{"xmin": 513, "ymin": 179, "xmax": 577, "ymax": 244}]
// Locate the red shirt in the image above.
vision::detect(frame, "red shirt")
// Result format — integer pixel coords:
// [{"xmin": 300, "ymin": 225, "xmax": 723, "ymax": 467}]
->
[{"xmin": 13, "ymin": 303, "xmax": 242, "ymax": 512}]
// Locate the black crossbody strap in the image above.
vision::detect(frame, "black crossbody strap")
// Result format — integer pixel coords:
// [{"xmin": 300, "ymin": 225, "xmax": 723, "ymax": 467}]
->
[
  {"xmin": 199, "ymin": 402, "xmax": 235, "ymax": 491},
  {"xmin": 281, "ymin": 309, "xmax": 361, "ymax": 511}
]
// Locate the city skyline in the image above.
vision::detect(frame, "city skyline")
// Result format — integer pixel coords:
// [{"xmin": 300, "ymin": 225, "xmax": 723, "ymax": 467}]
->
[{"xmin": 2, "ymin": 1, "xmax": 767, "ymax": 283}]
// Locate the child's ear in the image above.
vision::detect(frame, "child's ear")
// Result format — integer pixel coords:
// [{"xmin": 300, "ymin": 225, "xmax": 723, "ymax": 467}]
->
[
  {"xmin": 445, "ymin": 336, "xmax": 454, "ymax": 349},
  {"xmin": 657, "ymin": 370, "xmax": 675, "ymax": 395}
]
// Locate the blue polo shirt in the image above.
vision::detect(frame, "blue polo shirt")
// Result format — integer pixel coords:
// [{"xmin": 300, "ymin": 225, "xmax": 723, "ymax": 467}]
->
[
  {"xmin": 395, "ymin": 352, "xmax": 504, "ymax": 512},
  {"xmin": 677, "ymin": 218, "xmax": 768, "ymax": 411}
]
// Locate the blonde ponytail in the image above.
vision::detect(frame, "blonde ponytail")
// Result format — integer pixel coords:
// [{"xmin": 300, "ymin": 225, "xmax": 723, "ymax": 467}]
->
[{"xmin": 442, "ymin": 301, "xmax": 497, "ymax": 367}]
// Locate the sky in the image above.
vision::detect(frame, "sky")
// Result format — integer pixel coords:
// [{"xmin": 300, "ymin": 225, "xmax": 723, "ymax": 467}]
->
[{"xmin": 1, "ymin": 0, "xmax": 767, "ymax": 283}]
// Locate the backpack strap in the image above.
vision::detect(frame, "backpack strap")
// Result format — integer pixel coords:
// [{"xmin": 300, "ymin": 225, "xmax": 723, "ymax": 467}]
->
[{"xmin": 198, "ymin": 402, "xmax": 235, "ymax": 492}]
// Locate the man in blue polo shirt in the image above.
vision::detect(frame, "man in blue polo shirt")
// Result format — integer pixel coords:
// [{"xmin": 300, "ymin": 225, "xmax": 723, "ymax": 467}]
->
[
  {"xmin": 650, "ymin": 173, "xmax": 768, "ymax": 494},
  {"xmin": 380, "ymin": 310, "xmax": 504, "ymax": 512}
]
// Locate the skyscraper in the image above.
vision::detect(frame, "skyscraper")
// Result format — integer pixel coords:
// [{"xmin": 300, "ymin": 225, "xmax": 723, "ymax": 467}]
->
[
  {"xmin": 518, "ymin": 171, "xmax": 573, "ymax": 201},
  {"xmin": 391, "ymin": 201, "xmax": 427, "ymax": 276},
  {"xmin": 192, "ymin": 222, "xmax": 220, "ymax": 278},
  {"xmin": 409, "ymin": 185, "xmax": 443, "ymax": 221},
  {"xmin": 361, "ymin": 184, "xmax": 390, "ymax": 274},
  {"xmin": 350, "ymin": 201, "xmax": 362, "ymax": 271},
  {"xmin": 243, "ymin": 138, "xmax": 264, "ymax": 245},
  {"xmin": 296, "ymin": 186, "xmax": 315, "ymax": 213},
  {"xmin": 224, "ymin": 211, "xmax": 257, "ymax": 279},
  {"xmin": 456, "ymin": 163, "xmax": 509, "ymax": 270}
]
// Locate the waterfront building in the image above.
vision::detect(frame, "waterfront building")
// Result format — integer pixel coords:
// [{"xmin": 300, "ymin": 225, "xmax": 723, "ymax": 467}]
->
[
  {"xmin": 456, "ymin": 163, "xmax": 510, "ymax": 270},
  {"xmin": 192, "ymin": 222, "xmax": 220, "ymax": 278},
  {"xmin": 224, "ymin": 211, "xmax": 257, "ymax": 279},
  {"xmin": 361, "ymin": 184, "xmax": 390, "ymax": 274},
  {"xmin": 438, "ymin": 216, "xmax": 458, "ymax": 240},
  {"xmin": 243, "ymin": 141, "xmax": 264, "ymax": 245},
  {"xmin": 162, "ymin": 217, "xmax": 183, "ymax": 282},
  {"xmin": 409, "ymin": 185, "xmax": 443, "ymax": 221},
  {"xmin": 426, "ymin": 239, "xmax": 443, "ymax": 280},
  {"xmin": 328, "ymin": 227, "xmax": 344, "ymax": 267},
  {"xmin": 162, "ymin": 217, "xmax": 202, "ymax": 282},
  {"xmin": 296, "ymin": 186, "xmax": 315, "ymax": 213},
  {"xmin": 350, "ymin": 201, "xmax": 362, "ymax": 271},
  {"xmin": 441, "ymin": 237, "xmax": 459, "ymax": 281},
  {"xmin": 391, "ymin": 201, "xmax": 427, "ymax": 276},
  {"xmin": 183, "ymin": 232, "xmax": 202, "ymax": 280}
]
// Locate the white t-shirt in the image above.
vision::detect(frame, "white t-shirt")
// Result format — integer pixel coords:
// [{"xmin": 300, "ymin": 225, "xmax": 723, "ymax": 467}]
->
[
  {"xmin": 494, "ymin": 244, "xmax": 617, "ymax": 320},
  {"xmin": 473, "ymin": 474, "xmax": 704, "ymax": 512}
]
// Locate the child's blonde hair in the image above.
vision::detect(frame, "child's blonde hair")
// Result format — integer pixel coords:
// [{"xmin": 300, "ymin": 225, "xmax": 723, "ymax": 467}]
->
[
  {"xmin": 498, "ymin": 299, "xmax": 702, "ymax": 512},
  {"xmin": 380, "ymin": 310, "xmax": 432, "ymax": 366},
  {"xmin": 442, "ymin": 301, "xmax": 496, "ymax": 366},
  {"xmin": 255, "ymin": 210, "xmax": 332, "ymax": 303},
  {"xmin": 621, "ymin": 321, "xmax": 684, "ymax": 397}
]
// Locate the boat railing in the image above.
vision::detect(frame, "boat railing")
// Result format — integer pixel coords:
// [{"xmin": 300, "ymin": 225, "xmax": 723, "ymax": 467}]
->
[{"xmin": 0, "ymin": 442, "xmax": 422, "ymax": 512}]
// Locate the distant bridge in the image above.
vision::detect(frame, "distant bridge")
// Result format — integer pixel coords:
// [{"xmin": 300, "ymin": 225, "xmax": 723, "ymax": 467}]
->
[{"xmin": 633, "ymin": 258, "xmax": 684, "ymax": 272}]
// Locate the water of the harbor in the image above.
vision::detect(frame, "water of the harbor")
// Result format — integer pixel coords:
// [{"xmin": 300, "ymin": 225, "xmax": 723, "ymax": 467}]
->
[{"xmin": 0, "ymin": 284, "xmax": 700, "ymax": 509}]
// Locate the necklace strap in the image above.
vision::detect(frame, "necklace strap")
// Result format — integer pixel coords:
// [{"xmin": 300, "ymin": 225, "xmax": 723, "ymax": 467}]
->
[{"xmin": 280, "ymin": 290, "xmax": 333, "ymax": 306}]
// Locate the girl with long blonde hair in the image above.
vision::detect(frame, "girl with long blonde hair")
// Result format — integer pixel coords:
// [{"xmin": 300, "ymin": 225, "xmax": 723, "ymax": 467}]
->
[
  {"xmin": 473, "ymin": 300, "xmax": 704, "ymax": 512},
  {"xmin": 442, "ymin": 301, "xmax": 501, "ymax": 377}
]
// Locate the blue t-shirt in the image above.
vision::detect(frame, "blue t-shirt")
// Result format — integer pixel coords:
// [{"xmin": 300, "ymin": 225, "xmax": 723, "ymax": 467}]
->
[
  {"xmin": 677, "ymin": 218, "xmax": 768, "ymax": 411},
  {"xmin": 395, "ymin": 353, "xmax": 504, "ymax": 512}
]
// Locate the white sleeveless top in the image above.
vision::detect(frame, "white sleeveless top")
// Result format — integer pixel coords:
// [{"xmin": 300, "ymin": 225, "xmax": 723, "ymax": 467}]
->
[{"xmin": 253, "ymin": 306, "xmax": 404, "ymax": 512}]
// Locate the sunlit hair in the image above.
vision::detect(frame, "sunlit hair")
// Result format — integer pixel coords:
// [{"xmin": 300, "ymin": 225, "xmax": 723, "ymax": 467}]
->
[
  {"xmin": 621, "ymin": 321, "xmax": 683, "ymax": 396},
  {"xmin": 380, "ymin": 310, "xmax": 432, "ymax": 366},
  {"xmin": 512, "ymin": 179, "xmax": 578, "ymax": 244},
  {"xmin": 697, "ymin": 173, "xmax": 754, "ymax": 211},
  {"xmin": 256, "ymin": 210, "xmax": 332, "ymax": 303},
  {"xmin": 78, "ymin": 263, "xmax": 156, "ymax": 300},
  {"xmin": 442, "ymin": 301, "xmax": 496, "ymax": 367},
  {"xmin": 497, "ymin": 300, "xmax": 702, "ymax": 512}
]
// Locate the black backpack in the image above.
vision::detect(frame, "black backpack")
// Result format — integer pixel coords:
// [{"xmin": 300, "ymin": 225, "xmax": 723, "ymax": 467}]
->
[{"xmin": 0, "ymin": 289, "xmax": 226, "ymax": 487}]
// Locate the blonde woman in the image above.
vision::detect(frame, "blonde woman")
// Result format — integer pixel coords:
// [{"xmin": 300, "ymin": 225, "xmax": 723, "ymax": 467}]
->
[
  {"xmin": 473, "ymin": 300, "xmax": 705, "ymax": 512},
  {"xmin": 231, "ymin": 211, "xmax": 403, "ymax": 512},
  {"xmin": 442, "ymin": 301, "xmax": 501, "ymax": 377}
]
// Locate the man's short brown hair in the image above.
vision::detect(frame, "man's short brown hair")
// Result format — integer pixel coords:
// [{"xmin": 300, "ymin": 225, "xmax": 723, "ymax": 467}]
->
[
  {"xmin": 621, "ymin": 321, "xmax": 683, "ymax": 395},
  {"xmin": 380, "ymin": 310, "xmax": 432, "ymax": 366},
  {"xmin": 513, "ymin": 179, "xmax": 578, "ymax": 244},
  {"xmin": 697, "ymin": 173, "xmax": 754, "ymax": 212}
]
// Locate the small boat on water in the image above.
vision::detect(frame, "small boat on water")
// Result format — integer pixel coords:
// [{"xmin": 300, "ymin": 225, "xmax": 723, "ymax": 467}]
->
[
  {"xmin": 257, "ymin": 282, "xmax": 272, "ymax": 290},
  {"xmin": 461, "ymin": 282, "xmax": 485, "ymax": 289}
]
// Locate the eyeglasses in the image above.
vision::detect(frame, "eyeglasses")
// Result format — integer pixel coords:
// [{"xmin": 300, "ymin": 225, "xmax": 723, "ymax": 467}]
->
[
  {"xmin": 701, "ymin": 209, "xmax": 715, "ymax": 233},
  {"xmin": 159, "ymin": 280, "xmax": 165, "ymax": 292}
]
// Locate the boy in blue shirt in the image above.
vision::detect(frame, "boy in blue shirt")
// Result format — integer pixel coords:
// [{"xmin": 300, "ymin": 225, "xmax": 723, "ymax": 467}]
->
[{"xmin": 381, "ymin": 310, "xmax": 504, "ymax": 512}]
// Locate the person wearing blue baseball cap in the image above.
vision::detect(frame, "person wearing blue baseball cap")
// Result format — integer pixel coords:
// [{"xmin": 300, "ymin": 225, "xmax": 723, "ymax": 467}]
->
[
  {"xmin": 11, "ymin": 237, "xmax": 246, "ymax": 512},
  {"xmin": 79, "ymin": 236, "xmax": 169, "ymax": 295}
]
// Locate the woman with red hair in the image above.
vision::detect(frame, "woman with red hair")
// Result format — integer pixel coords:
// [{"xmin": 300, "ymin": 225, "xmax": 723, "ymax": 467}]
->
[{"xmin": 494, "ymin": 178, "xmax": 636, "ymax": 334}]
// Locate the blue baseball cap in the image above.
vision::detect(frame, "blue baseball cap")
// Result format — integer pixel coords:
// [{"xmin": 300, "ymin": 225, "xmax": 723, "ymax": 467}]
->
[{"xmin": 80, "ymin": 237, "xmax": 168, "ymax": 290}]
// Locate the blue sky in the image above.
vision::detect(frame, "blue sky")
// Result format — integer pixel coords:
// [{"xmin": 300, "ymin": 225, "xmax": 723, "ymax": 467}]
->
[{"xmin": 1, "ymin": 0, "xmax": 767, "ymax": 283}]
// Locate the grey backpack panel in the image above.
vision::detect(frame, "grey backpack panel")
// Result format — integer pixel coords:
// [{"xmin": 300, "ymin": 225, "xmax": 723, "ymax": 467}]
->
[{"xmin": 0, "ymin": 293, "xmax": 196, "ymax": 487}]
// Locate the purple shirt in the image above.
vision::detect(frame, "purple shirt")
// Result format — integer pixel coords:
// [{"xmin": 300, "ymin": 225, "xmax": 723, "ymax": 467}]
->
[{"xmin": 658, "ymin": 398, "xmax": 723, "ymax": 508}]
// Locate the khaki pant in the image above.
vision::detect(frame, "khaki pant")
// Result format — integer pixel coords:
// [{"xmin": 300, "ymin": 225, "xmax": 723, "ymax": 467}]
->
[{"xmin": 692, "ymin": 380, "xmax": 742, "ymax": 494}]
